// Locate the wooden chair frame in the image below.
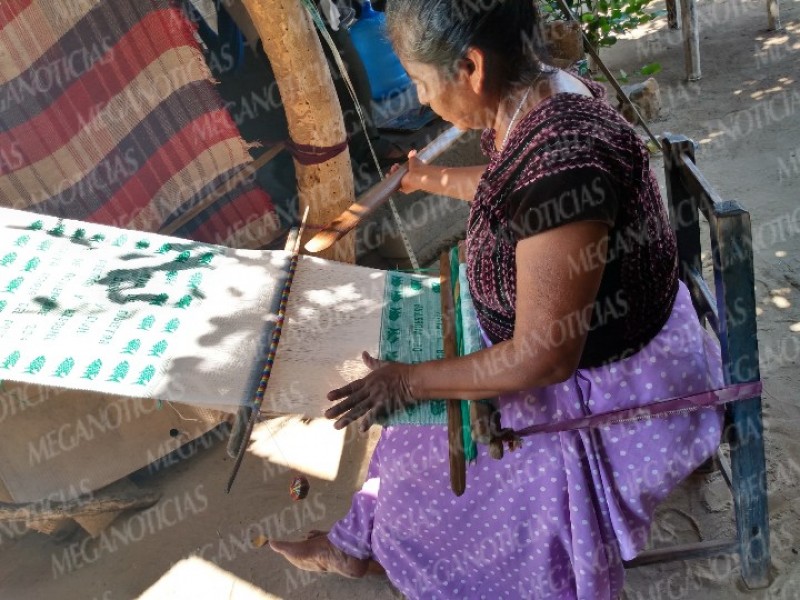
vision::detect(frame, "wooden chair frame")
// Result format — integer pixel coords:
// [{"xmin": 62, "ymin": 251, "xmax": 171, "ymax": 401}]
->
[{"xmin": 624, "ymin": 134, "xmax": 771, "ymax": 589}]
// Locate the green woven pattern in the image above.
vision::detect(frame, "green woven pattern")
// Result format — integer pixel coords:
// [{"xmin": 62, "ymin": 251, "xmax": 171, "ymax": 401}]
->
[
  {"xmin": 379, "ymin": 272, "xmax": 447, "ymax": 426},
  {"xmin": 378, "ymin": 262, "xmax": 481, "ymax": 462}
]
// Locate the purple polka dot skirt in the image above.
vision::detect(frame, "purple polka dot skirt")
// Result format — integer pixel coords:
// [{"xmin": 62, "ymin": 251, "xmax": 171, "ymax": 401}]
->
[{"xmin": 329, "ymin": 282, "xmax": 723, "ymax": 599}]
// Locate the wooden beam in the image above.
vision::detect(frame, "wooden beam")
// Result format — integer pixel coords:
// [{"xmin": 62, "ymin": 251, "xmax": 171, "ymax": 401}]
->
[
  {"xmin": 685, "ymin": 268, "xmax": 720, "ymax": 335},
  {"xmin": 663, "ymin": 135, "xmax": 702, "ymax": 291},
  {"xmin": 0, "ymin": 490, "xmax": 160, "ymax": 522},
  {"xmin": 666, "ymin": 0, "xmax": 681, "ymax": 29},
  {"xmin": 440, "ymin": 250, "xmax": 467, "ymax": 496},
  {"xmin": 766, "ymin": 0, "xmax": 781, "ymax": 30},
  {"xmin": 680, "ymin": 0, "xmax": 701, "ymax": 80}
]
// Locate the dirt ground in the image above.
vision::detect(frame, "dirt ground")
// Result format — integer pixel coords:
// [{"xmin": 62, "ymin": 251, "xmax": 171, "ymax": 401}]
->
[{"xmin": 1, "ymin": 0, "xmax": 799, "ymax": 598}]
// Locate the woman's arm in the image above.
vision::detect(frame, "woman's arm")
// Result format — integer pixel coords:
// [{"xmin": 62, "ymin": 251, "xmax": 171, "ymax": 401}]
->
[
  {"xmin": 396, "ymin": 151, "xmax": 486, "ymax": 202},
  {"xmin": 410, "ymin": 220, "xmax": 608, "ymax": 398},
  {"xmin": 326, "ymin": 220, "xmax": 610, "ymax": 430}
]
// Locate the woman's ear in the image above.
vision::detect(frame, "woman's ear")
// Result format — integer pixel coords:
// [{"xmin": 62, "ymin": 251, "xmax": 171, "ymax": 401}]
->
[{"xmin": 462, "ymin": 46, "xmax": 488, "ymax": 95}]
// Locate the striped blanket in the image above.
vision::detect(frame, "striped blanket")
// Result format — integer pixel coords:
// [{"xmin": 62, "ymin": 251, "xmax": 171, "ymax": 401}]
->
[{"xmin": 0, "ymin": 0, "xmax": 279, "ymax": 248}]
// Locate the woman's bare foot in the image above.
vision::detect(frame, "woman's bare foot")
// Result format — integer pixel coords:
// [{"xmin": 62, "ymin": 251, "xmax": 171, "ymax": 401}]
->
[
  {"xmin": 306, "ymin": 531, "xmax": 386, "ymax": 576},
  {"xmin": 269, "ymin": 532, "xmax": 384, "ymax": 578}
]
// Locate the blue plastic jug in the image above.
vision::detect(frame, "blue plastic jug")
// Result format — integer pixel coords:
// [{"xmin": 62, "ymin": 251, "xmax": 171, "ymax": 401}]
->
[{"xmin": 349, "ymin": 1, "xmax": 411, "ymax": 101}]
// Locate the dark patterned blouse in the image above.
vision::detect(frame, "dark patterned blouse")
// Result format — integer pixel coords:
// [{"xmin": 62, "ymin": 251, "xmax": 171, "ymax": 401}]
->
[{"xmin": 466, "ymin": 77, "xmax": 678, "ymax": 368}]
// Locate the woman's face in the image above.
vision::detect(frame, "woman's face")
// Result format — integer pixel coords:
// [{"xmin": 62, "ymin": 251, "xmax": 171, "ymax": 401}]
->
[{"xmin": 402, "ymin": 58, "xmax": 495, "ymax": 131}]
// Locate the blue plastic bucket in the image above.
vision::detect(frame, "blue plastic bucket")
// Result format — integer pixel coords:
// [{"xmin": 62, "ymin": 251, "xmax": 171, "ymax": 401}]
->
[{"xmin": 349, "ymin": 1, "xmax": 412, "ymax": 100}]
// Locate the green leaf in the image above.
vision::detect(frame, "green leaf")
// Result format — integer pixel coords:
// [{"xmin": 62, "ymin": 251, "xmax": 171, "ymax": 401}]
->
[
  {"xmin": 581, "ymin": 12, "xmax": 595, "ymax": 22},
  {"xmin": 640, "ymin": 62, "xmax": 662, "ymax": 76}
]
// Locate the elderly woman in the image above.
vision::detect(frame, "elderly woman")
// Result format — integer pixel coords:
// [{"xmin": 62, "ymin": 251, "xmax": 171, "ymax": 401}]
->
[{"xmin": 270, "ymin": 1, "xmax": 723, "ymax": 597}]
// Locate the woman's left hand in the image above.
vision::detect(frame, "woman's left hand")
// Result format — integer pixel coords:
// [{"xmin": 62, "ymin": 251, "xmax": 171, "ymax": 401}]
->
[{"xmin": 325, "ymin": 351, "xmax": 416, "ymax": 432}]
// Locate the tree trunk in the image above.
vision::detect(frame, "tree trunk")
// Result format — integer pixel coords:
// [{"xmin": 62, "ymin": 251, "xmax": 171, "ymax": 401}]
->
[{"xmin": 241, "ymin": 0, "xmax": 356, "ymax": 263}]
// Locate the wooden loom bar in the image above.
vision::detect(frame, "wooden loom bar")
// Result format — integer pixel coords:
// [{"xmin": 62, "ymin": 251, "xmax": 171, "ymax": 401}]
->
[
  {"xmin": 457, "ymin": 242, "xmax": 494, "ymax": 447},
  {"xmin": 440, "ymin": 250, "xmax": 467, "ymax": 496},
  {"xmin": 304, "ymin": 127, "xmax": 465, "ymax": 254}
]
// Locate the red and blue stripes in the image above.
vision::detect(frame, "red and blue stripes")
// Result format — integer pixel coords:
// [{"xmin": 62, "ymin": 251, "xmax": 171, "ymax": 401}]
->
[{"xmin": 0, "ymin": 0, "xmax": 277, "ymax": 248}]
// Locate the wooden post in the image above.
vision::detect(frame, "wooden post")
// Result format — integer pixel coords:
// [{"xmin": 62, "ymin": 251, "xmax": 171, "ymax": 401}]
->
[
  {"xmin": 714, "ymin": 207, "xmax": 771, "ymax": 589},
  {"xmin": 766, "ymin": 0, "xmax": 781, "ymax": 31},
  {"xmin": 679, "ymin": 0, "xmax": 701, "ymax": 81},
  {"xmin": 666, "ymin": 0, "xmax": 681, "ymax": 29},
  {"xmin": 241, "ymin": 0, "xmax": 355, "ymax": 263}
]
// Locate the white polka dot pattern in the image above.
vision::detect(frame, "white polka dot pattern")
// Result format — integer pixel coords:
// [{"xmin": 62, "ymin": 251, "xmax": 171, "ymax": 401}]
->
[{"xmin": 329, "ymin": 283, "xmax": 723, "ymax": 599}]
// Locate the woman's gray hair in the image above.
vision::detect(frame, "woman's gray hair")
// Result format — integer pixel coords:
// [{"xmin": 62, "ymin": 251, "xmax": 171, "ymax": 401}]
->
[{"xmin": 384, "ymin": 0, "xmax": 552, "ymax": 95}]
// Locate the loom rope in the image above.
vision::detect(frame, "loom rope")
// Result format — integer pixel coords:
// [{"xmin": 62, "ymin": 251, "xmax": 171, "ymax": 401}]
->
[{"xmin": 285, "ymin": 138, "xmax": 349, "ymax": 165}]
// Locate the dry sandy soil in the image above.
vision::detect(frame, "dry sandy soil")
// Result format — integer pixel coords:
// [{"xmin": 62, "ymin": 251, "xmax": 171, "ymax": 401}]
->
[{"xmin": 0, "ymin": 0, "xmax": 798, "ymax": 598}]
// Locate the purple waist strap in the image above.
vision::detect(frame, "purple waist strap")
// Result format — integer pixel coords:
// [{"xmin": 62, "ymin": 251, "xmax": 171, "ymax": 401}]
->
[{"xmin": 514, "ymin": 381, "xmax": 762, "ymax": 438}]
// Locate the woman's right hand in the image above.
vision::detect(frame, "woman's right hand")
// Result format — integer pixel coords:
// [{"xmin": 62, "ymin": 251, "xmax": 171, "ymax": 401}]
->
[
  {"xmin": 390, "ymin": 150, "xmax": 427, "ymax": 194},
  {"xmin": 389, "ymin": 153, "xmax": 484, "ymax": 203}
]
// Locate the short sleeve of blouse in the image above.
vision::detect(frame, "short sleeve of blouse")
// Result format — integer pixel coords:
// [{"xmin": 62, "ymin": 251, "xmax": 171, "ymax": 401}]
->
[{"xmin": 506, "ymin": 166, "xmax": 619, "ymax": 239}]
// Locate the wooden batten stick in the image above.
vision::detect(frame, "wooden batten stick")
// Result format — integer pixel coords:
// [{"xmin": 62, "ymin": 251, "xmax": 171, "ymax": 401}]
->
[
  {"xmin": 440, "ymin": 250, "xmax": 467, "ymax": 496},
  {"xmin": 225, "ymin": 207, "xmax": 310, "ymax": 493},
  {"xmin": 456, "ymin": 242, "xmax": 493, "ymax": 447},
  {"xmin": 304, "ymin": 127, "xmax": 464, "ymax": 254}
]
